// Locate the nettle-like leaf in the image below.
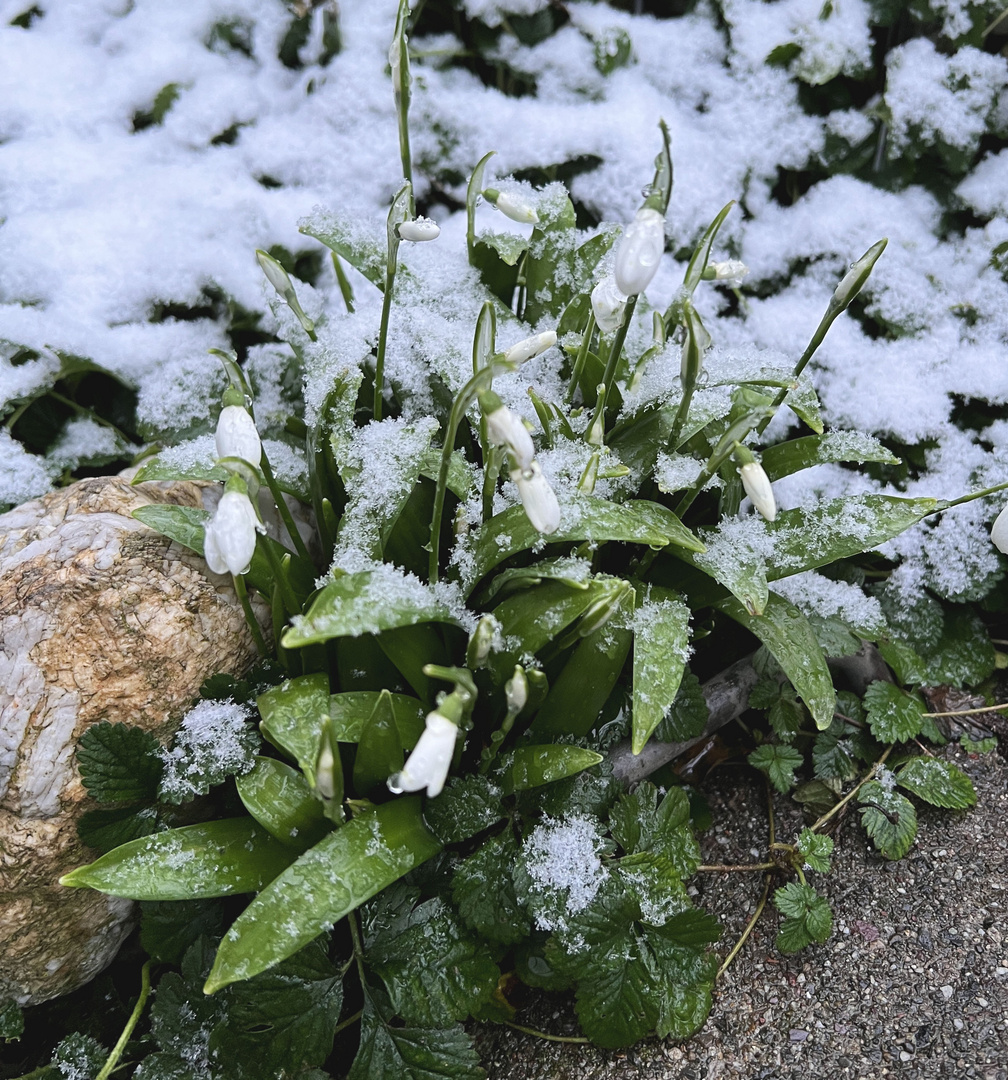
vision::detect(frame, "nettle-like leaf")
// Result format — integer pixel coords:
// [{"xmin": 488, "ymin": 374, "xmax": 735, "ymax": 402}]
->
[
  {"xmin": 608, "ymin": 784, "xmax": 700, "ymax": 877},
  {"xmin": 0, "ymin": 999, "xmax": 24, "ymax": 1040},
  {"xmin": 140, "ymin": 899, "xmax": 225, "ymax": 966},
  {"xmin": 863, "ymin": 681, "xmax": 924, "ymax": 744},
  {"xmin": 77, "ymin": 805, "xmax": 160, "ymax": 854},
  {"xmin": 773, "ymin": 882, "xmax": 833, "ymax": 953},
  {"xmin": 422, "ymin": 774, "xmax": 504, "ymax": 845},
  {"xmin": 858, "ymin": 780, "xmax": 917, "ymax": 859},
  {"xmin": 797, "ymin": 828, "xmax": 833, "ymax": 873},
  {"xmin": 76, "ymin": 722, "xmax": 162, "ymax": 804},
  {"xmin": 748, "ymin": 743, "xmax": 804, "ymax": 793},
  {"xmin": 896, "ymin": 757, "xmax": 976, "ymax": 809},
  {"xmin": 653, "ymin": 669, "xmax": 708, "ymax": 743},
  {"xmin": 452, "ymin": 829, "xmax": 531, "ymax": 945}
]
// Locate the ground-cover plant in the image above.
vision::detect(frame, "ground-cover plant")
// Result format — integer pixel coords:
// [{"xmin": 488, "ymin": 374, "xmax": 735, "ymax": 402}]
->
[{"xmin": 26, "ymin": 6, "xmax": 1002, "ymax": 1075}]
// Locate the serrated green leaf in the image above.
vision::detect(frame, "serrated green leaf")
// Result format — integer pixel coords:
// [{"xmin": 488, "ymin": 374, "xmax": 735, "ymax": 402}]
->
[
  {"xmin": 653, "ymin": 669, "xmax": 708, "ymax": 743},
  {"xmin": 77, "ymin": 805, "xmax": 160, "ymax": 853},
  {"xmin": 748, "ymin": 743, "xmax": 804, "ymax": 793},
  {"xmin": 365, "ymin": 896, "xmax": 499, "ymax": 1026},
  {"xmin": 797, "ymin": 828, "xmax": 833, "ymax": 873},
  {"xmin": 51, "ymin": 1033, "xmax": 107, "ymax": 1079},
  {"xmin": 719, "ymin": 593, "xmax": 836, "ymax": 729},
  {"xmin": 158, "ymin": 701, "xmax": 260, "ymax": 805},
  {"xmin": 76, "ymin": 722, "xmax": 162, "ymax": 804},
  {"xmin": 463, "ymin": 498, "xmax": 703, "ymax": 592},
  {"xmin": 812, "ymin": 724, "xmax": 858, "ymax": 782},
  {"xmin": 61, "ymin": 819, "xmax": 294, "ymax": 900},
  {"xmin": 859, "ymin": 780, "xmax": 917, "ymax": 859},
  {"xmin": 283, "ymin": 567, "xmax": 461, "ymax": 647},
  {"xmin": 0, "ymin": 999, "xmax": 24, "ymax": 1040},
  {"xmin": 919, "ymin": 608, "xmax": 996, "ymax": 687},
  {"xmin": 206, "ymin": 799, "xmax": 441, "ymax": 993},
  {"xmin": 422, "ymin": 775, "xmax": 504, "ymax": 845},
  {"xmin": 258, "ymin": 673, "xmax": 331, "ymax": 781},
  {"xmin": 500, "ymin": 745, "xmax": 603, "ymax": 795},
  {"xmin": 768, "ymin": 686, "xmax": 805, "ymax": 743},
  {"xmin": 452, "ymin": 831, "xmax": 531, "ymax": 945},
  {"xmin": 631, "ymin": 594, "xmax": 691, "ymax": 754},
  {"xmin": 773, "ymin": 882, "xmax": 832, "ymax": 953},
  {"xmin": 236, "ymin": 756, "xmax": 330, "ymax": 848},
  {"xmin": 609, "ymin": 784, "xmax": 700, "ymax": 877},
  {"xmin": 140, "ymin": 899, "xmax": 224, "ymax": 965},
  {"xmin": 863, "ymin": 681, "xmax": 924, "ymax": 744},
  {"xmin": 896, "ymin": 757, "xmax": 976, "ymax": 809}
]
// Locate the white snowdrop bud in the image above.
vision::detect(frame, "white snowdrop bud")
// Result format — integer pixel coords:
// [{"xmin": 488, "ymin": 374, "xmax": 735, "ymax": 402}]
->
[
  {"xmin": 387, "ymin": 710, "xmax": 458, "ymax": 798},
  {"xmin": 215, "ymin": 405, "xmax": 262, "ymax": 466},
  {"xmin": 511, "ymin": 461, "xmax": 561, "ymax": 535},
  {"xmin": 315, "ymin": 730, "xmax": 338, "ymax": 801},
  {"xmin": 830, "ymin": 238, "xmax": 887, "ymax": 313},
  {"xmin": 505, "ymin": 667, "xmax": 528, "ymax": 714},
  {"xmin": 503, "ymin": 330, "xmax": 557, "ymax": 365},
  {"xmin": 614, "ymin": 207, "xmax": 665, "ymax": 296},
  {"xmin": 397, "ymin": 217, "xmax": 440, "ymax": 242},
  {"xmin": 203, "ymin": 490, "xmax": 265, "ymax": 576},
  {"xmin": 483, "ymin": 187, "xmax": 539, "ymax": 224},
  {"xmin": 991, "ymin": 504, "xmax": 1008, "ymax": 554},
  {"xmin": 591, "ymin": 275, "xmax": 628, "ymax": 335},
  {"xmin": 485, "ymin": 404, "xmax": 535, "ymax": 472},
  {"xmin": 739, "ymin": 461, "xmax": 777, "ymax": 523},
  {"xmin": 709, "ymin": 259, "xmax": 749, "ymax": 286}
]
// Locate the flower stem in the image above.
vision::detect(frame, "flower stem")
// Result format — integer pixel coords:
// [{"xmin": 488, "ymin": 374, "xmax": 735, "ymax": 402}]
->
[
  {"xmin": 502, "ymin": 1020, "xmax": 590, "ymax": 1045},
  {"xmin": 95, "ymin": 961, "xmax": 151, "ymax": 1080},
  {"xmin": 718, "ymin": 873, "xmax": 771, "ymax": 980},
  {"xmin": 331, "ymin": 252, "xmax": 355, "ymax": 312},
  {"xmin": 234, "ymin": 573, "xmax": 268, "ymax": 657},
  {"xmin": 259, "ymin": 449, "xmax": 310, "ymax": 562},
  {"xmin": 565, "ymin": 311, "xmax": 596, "ymax": 404},
  {"xmin": 334, "ymin": 1008, "xmax": 364, "ymax": 1035},
  {"xmin": 596, "ymin": 293, "xmax": 638, "ymax": 431},
  {"xmin": 373, "ymin": 264, "xmax": 397, "ymax": 422},
  {"xmin": 810, "ymin": 744, "xmax": 893, "ymax": 834},
  {"xmin": 260, "ymin": 537, "xmax": 301, "ymax": 617}
]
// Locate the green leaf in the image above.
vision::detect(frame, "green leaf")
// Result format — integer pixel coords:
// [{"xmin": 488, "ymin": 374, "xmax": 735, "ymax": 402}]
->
[
  {"xmin": 354, "ymin": 690, "xmax": 407, "ymax": 794},
  {"xmin": 768, "ymin": 686, "xmax": 805, "ymax": 742},
  {"xmin": 205, "ymin": 798, "xmax": 441, "ymax": 993},
  {"xmin": 283, "ymin": 566, "xmax": 461, "ymax": 647},
  {"xmin": 608, "ymin": 784, "xmax": 700, "ymax": 877},
  {"xmin": 773, "ymin": 882, "xmax": 832, "ymax": 953},
  {"xmin": 896, "ymin": 757, "xmax": 976, "ymax": 809},
  {"xmin": 140, "ymin": 899, "xmax": 224, "ymax": 965},
  {"xmin": 258, "ymin": 673, "xmax": 331, "ymax": 781},
  {"xmin": 760, "ymin": 430, "xmax": 899, "ymax": 480},
  {"xmin": 718, "ymin": 593, "xmax": 836, "ymax": 729},
  {"xmin": 796, "ymin": 828, "xmax": 833, "ymax": 873},
  {"xmin": 77, "ymin": 805, "xmax": 160, "ymax": 853},
  {"xmin": 463, "ymin": 498, "xmax": 703, "ymax": 593},
  {"xmin": 50, "ymin": 1033, "xmax": 107, "ymax": 1079},
  {"xmin": 329, "ymin": 691, "xmax": 425, "ymax": 746},
  {"xmin": 523, "ymin": 189, "xmax": 577, "ymax": 323},
  {"xmin": 300, "ymin": 208, "xmax": 386, "ymax": 288},
  {"xmin": 858, "ymin": 780, "xmax": 917, "ymax": 859},
  {"xmin": 475, "ymin": 230, "xmax": 528, "ymax": 266},
  {"xmin": 466, "ymin": 150, "xmax": 496, "ymax": 261},
  {"xmin": 132, "ymin": 503, "xmax": 210, "ymax": 554},
  {"xmin": 748, "ymin": 743, "xmax": 804, "ymax": 793},
  {"xmin": 653, "ymin": 670, "xmax": 708, "ymax": 743},
  {"xmin": 500, "ymin": 745, "xmax": 603, "ymax": 795},
  {"xmin": 690, "ymin": 541, "xmax": 768, "ymax": 618},
  {"xmin": 812, "ymin": 723, "xmax": 859, "ymax": 782},
  {"xmin": 365, "ymin": 896, "xmax": 499, "ymax": 1026},
  {"xmin": 631, "ymin": 593, "xmax": 691, "ymax": 754},
  {"xmin": 452, "ymin": 830, "xmax": 531, "ymax": 945},
  {"xmin": 61, "ymin": 819, "xmax": 293, "ymax": 899},
  {"xmin": 236, "ymin": 756, "xmax": 330, "ymax": 847},
  {"xmin": 77, "ymin": 721, "xmax": 163, "ymax": 804},
  {"xmin": 0, "ymin": 999, "xmax": 24, "ymax": 1040},
  {"xmin": 863, "ymin": 681, "xmax": 924, "ymax": 744},
  {"xmin": 348, "ymin": 986, "xmax": 484, "ymax": 1080},
  {"xmin": 422, "ymin": 775, "xmax": 504, "ymax": 845},
  {"xmin": 917, "ymin": 608, "xmax": 996, "ymax": 687},
  {"xmin": 132, "ymin": 456, "xmax": 228, "ymax": 486}
]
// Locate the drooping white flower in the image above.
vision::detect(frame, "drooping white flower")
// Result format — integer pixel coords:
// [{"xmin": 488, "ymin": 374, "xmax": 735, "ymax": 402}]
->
[
  {"xmin": 708, "ymin": 259, "xmax": 749, "ymax": 286},
  {"xmin": 483, "ymin": 187, "xmax": 539, "ymax": 224},
  {"xmin": 397, "ymin": 217, "xmax": 440, "ymax": 242},
  {"xmin": 255, "ymin": 249, "xmax": 293, "ymax": 296},
  {"xmin": 614, "ymin": 207, "xmax": 665, "ymax": 296},
  {"xmin": 739, "ymin": 461, "xmax": 777, "ymax": 522},
  {"xmin": 503, "ymin": 330, "xmax": 557, "ymax": 365},
  {"xmin": 387, "ymin": 710, "xmax": 458, "ymax": 798},
  {"xmin": 991, "ymin": 504, "xmax": 1008, "ymax": 553},
  {"xmin": 511, "ymin": 461, "xmax": 561, "ymax": 534},
  {"xmin": 485, "ymin": 404, "xmax": 535, "ymax": 471},
  {"xmin": 591, "ymin": 275, "xmax": 627, "ymax": 335},
  {"xmin": 215, "ymin": 405, "xmax": 261, "ymax": 466},
  {"xmin": 203, "ymin": 490, "xmax": 264, "ymax": 576},
  {"xmin": 505, "ymin": 666, "xmax": 528, "ymax": 714}
]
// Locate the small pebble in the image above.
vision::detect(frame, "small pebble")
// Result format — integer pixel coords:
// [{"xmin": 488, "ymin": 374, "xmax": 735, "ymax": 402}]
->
[
  {"xmin": 954, "ymin": 1019, "xmax": 964, "ymax": 1031},
  {"xmin": 900, "ymin": 1051, "xmax": 913, "ymax": 1062},
  {"xmin": 940, "ymin": 985, "xmax": 953, "ymax": 999},
  {"xmin": 789, "ymin": 1030, "xmax": 808, "ymax": 1042}
]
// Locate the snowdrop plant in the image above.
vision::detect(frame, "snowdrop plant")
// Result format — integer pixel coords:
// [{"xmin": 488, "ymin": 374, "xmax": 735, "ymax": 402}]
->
[{"xmin": 61, "ymin": 34, "xmax": 1008, "ymax": 1077}]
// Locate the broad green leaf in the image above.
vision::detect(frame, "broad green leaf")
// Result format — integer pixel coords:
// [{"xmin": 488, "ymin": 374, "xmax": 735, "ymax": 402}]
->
[
  {"xmin": 452, "ymin": 831, "xmax": 531, "ymax": 945},
  {"xmin": 463, "ymin": 497, "xmax": 703, "ymax": 591},
  {"xmin": 631, "ymin": 594, "xmax": 691, "ymax": 753},
  {"xmin": 422, "ymin": 775, "xmax": 504, "ymax": 845},
  {"xmin": 773, "ymin": 882, "xmax": 832, "ymax": 953},
  {"xmin": 329, "ymin": 691, "xmax": 425, "ymax": 746},
  {"xmin": 76, "ymin": 722, "xmax": 162, "ymax": 804},
  {"xmin": 780, "ymin": 378, "xmax": 824, "ymax": 433},
  {"xmin": 648, "ymin": 911, "xmax": 721, "ymax": 1040},
  {"xmin": 354, "ymin": 690, "xmax": 405, "ymax": 794},
  {"xmin": 419, "ymin": 447, "xmax": 474, "ymax": 501},
  {"xmin": 858, "ymin": 780, "xmax": 917, "ymax": 859},
  {"xmin": 896, "ymin": 757, "xmax": 976, "ymax": 809},
  {"xmin": 747, "ymin": 743, "xmax": 804, "ymax": 793},
  {"xmin": 717, "ymin": 593, "xmax": 836, "ymax": 729},
  {"xmin": 132, "ymin": 504, "xmax": 210, "ymax": 554},
  {"xmin": 481, "ymin": 555, "xmax": 593, "ymax": 603},
  {"xmin": 60, "ymin": 819, "xmax": 293, "ymax": 900},
  {"xmin": 500, "ymin": 745, "xmax": 604, "ymax": 795},
  {"xmin": 863, "ymin": 681, "xmax": 924, "ymax": 743},
  {"xmin": 365, "ymin": 895, "xmax": 499, "ymax": 1026},
  {"xmin": 236, "ymin": 757, "xmax": 329, "ymax": 848},
  {"xmin": 759, "ymin": 430, "xmax": 899, "ymax": 480},
  {"xmin": 300, "ymin": 208, "xmax": 385, "ymax": 288},
  {"xmin": 258, "ymin": 673, "xmax": 331, "ymax": 781},
  {"xmin": 205, "ymin": 798, "xmax": 441, "ymax": 993},
  {"xmin": 132, "ymin": 457, "xmax": 227, "ymax": 486},
  {"xmin": 523, "ymin": 188, "xmax": 577, "ymax": 323},
  {"xmin": 475, "ymin": 230, "xmax": 528, "ymax": 266},
  {"xmin": 796, "ymin": 828, "xmax": 833, "ymax": 873},
  {"xmin": 689, "ymin": 539, "xmax": 768, "ymax": 617},
  {"xmin": 283, "ymin": 566, "xmax": 461, "ymax": 647}
]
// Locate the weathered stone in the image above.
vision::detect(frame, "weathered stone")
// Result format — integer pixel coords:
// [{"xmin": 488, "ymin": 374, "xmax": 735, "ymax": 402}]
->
[{"xmin": 0, "ymin": 476, "xmax": 270, "ymax": 1005}]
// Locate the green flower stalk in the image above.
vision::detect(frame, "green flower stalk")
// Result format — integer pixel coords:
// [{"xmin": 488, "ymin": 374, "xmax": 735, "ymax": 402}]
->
[{"xmin": 256, "ymin": 249, "xmax": 317, "ymax": 341}]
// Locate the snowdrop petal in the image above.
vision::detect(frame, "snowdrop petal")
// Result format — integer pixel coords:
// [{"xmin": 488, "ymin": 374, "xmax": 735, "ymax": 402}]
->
[
  {"xmin": 511, "ymin": 461, "xmax": 561, "ymax": 535},
  {"xmin": 215, "ymin": 406, "xmax": 261, "ymax": 466},
  {"xmin": 485, "ymin": 405, "xmax": 535, "ymax": 471},
  {"xmin": 387, "ymin": 711, "xmax": 458, "ymax": 798},
  {"xmin": 203, "ymin": 490, "xmax": 260, "ymax": 576},
  {"xmin": 614, "ymin": 207, "xmax": 665, "ymax": 296},
  {"xmin": 991, "ymin": 504, "xmax": 1008, "ymax": 554},
  {"xmin": 740, "ymin": 461, "xmax": 777, "ymax": 522}
]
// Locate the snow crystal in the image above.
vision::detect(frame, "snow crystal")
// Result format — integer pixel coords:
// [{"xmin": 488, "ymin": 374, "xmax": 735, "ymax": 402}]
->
[
  {"xmin": 158, "ymin": 698, "xmax": 257, "ymax": 803},
  {"xmin": 522, "ymin": 814, "xmax": 608, "ymax": 931},
  {"xmin": 771, "ymin": 571, "xmax": 886, "ymax": 636}
]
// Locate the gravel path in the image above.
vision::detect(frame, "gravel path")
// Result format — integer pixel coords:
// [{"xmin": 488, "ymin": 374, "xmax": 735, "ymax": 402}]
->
[{"xmin": 474, "ymin": 745, "xmax": 1008, "ymax": 1079}]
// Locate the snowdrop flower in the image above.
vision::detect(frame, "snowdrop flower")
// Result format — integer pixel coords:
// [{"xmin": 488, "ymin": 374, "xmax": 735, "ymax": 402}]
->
[
  {"xmin": 255, "ymin": 249, "xmax": 293, "ymax": 296},
  {"xmin": 397, "ymin": 217, "xmax": 440, "ymax": 242},
  {"xmin": 614, "ymin": 207, "xmax": 665, "ymax": 296},
  {"xmin": 991, "ymin": 505, "xmax": 1008, "ymax": 553},
  {"xmin": 485, "ymin": 402, "xmax": 535, "ymax": 471},
  {"xmin": 387, "ymin": 710, "xmax": 458, "ymax": 798},
  {"xmin": 739, "ymin": 461, "xmax": 777, "ymax": 522},
  {"xmin": 503, "ymin": 330, "xmax": 557, "ymax": 365},
  {"xmin": 204, "ymin": 489, "xmax": 265, "ymax": 576},
  {"xmin": 511, "ymin": 461, "xmax": 561, "ymax": 534},
  {"xmin": 708, "ymin": 259, "xmax": 749, "ymax": 286},
  {"xmin": 483, "ymin": 187, "xmax": 539, "ymax": 224},
  {"xmin": 591, "ymin": 275, "xmax": 627, "ymax": 334},
  {"xmin": 505, "ymin": 667, "xmax": 528, "ymax": 714},
  {"xmin": 215, "ymin": 405, "xmax": 261, "ymax": 466}
]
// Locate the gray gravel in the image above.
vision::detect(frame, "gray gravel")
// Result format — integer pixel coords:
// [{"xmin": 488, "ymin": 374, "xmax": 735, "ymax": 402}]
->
[{"xmin": 474, "ymin": 744, "xmax": 1008, "ymax": 1079}]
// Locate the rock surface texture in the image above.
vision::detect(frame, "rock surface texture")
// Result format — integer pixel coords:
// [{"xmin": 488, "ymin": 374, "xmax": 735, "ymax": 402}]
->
[{"xmin": 0, "ymin": 476, "xmax": 267, "ymax": 1005}]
